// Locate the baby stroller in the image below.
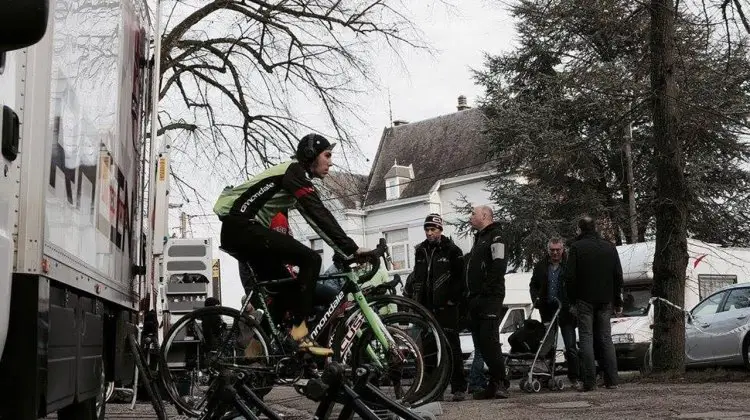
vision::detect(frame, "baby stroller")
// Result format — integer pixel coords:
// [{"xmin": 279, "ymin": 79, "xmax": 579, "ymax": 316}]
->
[{"xmin": 503, "ymin": 297, "xmax": 565, "ymax": 393}]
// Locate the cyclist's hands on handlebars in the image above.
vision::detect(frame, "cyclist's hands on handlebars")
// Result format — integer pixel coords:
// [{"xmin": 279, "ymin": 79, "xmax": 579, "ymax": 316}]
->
[{"xmin": 354, "ymin": 247, "xmax": 372, "ymax": 263}]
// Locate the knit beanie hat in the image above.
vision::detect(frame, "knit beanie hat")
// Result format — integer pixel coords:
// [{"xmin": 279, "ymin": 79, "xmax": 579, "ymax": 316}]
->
[{"xmin": 424, "ymin": 213, "xmax": 443, "ymax": 230}]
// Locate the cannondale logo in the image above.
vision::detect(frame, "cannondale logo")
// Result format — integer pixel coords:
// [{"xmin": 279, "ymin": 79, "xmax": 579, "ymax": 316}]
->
[{"xmin": 240, "ymin": 182, "xmax": 274, "ymax": 212}]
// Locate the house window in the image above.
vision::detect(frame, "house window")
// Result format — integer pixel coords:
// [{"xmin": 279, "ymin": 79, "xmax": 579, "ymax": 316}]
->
[
  {"xmin": 384, "ymin": 228, "xmax": 410, "ymax": 270},
  {"xmin": 310, "ymin": 238, "xmax": 325, "ymax": 256},
  {"xmin": 385, "ymin": 178, "xmax": 400, "ymax": 200},
  {"xmin": 698, "ymin": 274, "xmax": 737, "ymax": 300}
]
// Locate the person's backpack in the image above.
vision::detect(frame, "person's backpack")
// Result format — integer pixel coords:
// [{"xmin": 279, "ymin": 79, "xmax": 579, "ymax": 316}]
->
[{"xmin": 508, "ymin": 318, "xmax": 547, "ymax": 353}]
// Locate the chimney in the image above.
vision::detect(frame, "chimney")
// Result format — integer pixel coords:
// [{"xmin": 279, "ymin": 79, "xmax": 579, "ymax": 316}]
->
[
  {"xmin": 457, "ymin": 95, "xmax": 470, "ymax": 111},
  {"xmin": 393, "ymin": 119, "xmax": 409, "ymax": 126}
]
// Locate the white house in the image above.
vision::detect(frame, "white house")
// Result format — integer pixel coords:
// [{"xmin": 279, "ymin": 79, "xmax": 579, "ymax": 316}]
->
[{"xmin": 291, "ymin": 96, "xmax": 497, "ymax": 276}]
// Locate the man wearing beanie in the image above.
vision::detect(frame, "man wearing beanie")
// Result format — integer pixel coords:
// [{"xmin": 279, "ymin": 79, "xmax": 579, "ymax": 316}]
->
[{"xmin": 404, "ymin": 213, "xmax": 467, "ymax": 401}]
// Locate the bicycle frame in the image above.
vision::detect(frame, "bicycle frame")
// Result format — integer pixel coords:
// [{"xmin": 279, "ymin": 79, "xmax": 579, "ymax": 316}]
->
[{"xmin": 243, "ymin": 265, "xmax": 399, "ymax": 367}]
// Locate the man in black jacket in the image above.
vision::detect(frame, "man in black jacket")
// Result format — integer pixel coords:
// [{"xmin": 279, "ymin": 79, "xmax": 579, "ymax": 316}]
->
[
  {"xmin": 529, "ymin": 236, "xmax": 580, "ymax": 384},
  {"xmin": 464, "ymin": 205, "xmax": 509, "ymax": 399},
  {"xmin": 564, "ymin": 216, "xmax": 624, "ymax": 391},
  {"xmin": 404, "ymin": 213, "xmax": 467, "ymax": 401}
]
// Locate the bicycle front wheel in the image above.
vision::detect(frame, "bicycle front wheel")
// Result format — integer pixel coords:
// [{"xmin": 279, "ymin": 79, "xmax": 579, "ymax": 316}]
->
[
  {"xmin": 343, "ymin": 312, "xmax": 452, "ymax": 407},
  {"xmin": 159, "ymin": 306, "xmax": 272, "ymax": 418}
]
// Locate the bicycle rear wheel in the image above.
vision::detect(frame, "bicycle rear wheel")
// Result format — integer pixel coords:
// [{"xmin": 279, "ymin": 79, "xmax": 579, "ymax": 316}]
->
[{"xmin": 159, "ymin": 306, "xmax": 272, "ymax": 417}]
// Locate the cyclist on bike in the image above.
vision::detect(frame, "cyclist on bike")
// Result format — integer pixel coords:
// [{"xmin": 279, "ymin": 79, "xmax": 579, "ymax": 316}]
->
[{"xmin": 214, "ymin": 133, "xmax": 367, "ymax": 357}]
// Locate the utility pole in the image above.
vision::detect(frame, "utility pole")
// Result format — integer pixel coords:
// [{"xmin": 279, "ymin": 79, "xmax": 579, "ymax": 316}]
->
[
  {"xmin": 180, "ymin": 211, "xmax": 188, "ymax": 238},
  {"xmin": 623, "ymin": 111, "xmax": 638, "ymax": 242}
]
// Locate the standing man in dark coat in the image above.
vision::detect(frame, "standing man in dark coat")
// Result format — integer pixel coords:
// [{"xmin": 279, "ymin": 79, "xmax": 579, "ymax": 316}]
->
[
  {"xmin": 530, "ymin": 236, "xmax": 580, "ymax": 385},
  {"xmin": 564, "ymin": 216, "xmax": 624, "ymax": 391},
  {"xmin": 404, "ymin": 213, "xmax": 468, "ymax": 401},
  {"xmin": 464, "ymin": 205, "xmax": 509, "ymax": 399}
]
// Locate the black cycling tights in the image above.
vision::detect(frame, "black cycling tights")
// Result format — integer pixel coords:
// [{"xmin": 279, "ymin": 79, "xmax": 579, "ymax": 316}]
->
[{"xmin": 220, "ymin": 216, "xmax": 322, "ymax": 325}]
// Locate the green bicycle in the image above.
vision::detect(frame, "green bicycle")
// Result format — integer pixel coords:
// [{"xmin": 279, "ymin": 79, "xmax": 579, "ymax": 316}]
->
[{"xmin": 159, "ymin": 239, "xmax": 451, "ymax": 417}]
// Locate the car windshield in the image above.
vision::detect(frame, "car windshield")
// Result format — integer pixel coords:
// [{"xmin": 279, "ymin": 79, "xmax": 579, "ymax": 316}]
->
[{"xmin": 621, "ymin": 289, "xmax": 651, "ymax": 317}]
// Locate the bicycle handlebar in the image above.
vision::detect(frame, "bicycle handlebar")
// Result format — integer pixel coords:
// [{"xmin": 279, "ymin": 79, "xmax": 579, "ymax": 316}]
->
[{"xmin": 333, "ymin": 238, "xmax": 390, "ymax": 283}]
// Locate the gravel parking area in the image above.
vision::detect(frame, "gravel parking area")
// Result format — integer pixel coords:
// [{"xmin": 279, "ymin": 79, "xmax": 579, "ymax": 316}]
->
[{"xmin": 104, "ymin": 377, "xmax": 750, "ymax": 420}]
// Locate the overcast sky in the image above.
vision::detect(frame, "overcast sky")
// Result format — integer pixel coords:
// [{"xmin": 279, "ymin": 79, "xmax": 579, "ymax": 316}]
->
[{"xmin": 174, "ymin": 0, "xmax": 519, "ymax": 309}]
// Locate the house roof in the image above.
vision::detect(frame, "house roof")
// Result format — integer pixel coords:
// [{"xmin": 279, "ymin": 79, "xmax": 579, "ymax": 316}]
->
[
  {"xmin": 365, "ymin": 108, "xmax": 493, "ymax": 206},
  {"xmin": 384, "ymin": 164, "xmax": 413, "ymax": 179},
  {"xmin": 319, "ymin": 171, "xmax": 368, "ymax": 210}
]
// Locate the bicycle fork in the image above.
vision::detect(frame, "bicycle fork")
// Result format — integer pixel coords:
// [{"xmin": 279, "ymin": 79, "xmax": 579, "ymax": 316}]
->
[{"xmin": 350, "ymin": 292, "xmax": 405, "ymax": 368}]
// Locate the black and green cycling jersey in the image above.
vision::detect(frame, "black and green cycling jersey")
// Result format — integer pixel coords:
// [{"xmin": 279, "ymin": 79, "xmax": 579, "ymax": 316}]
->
[{"xmin": 213, "ymin": 160, "xmax": 358, "ymax": 257}]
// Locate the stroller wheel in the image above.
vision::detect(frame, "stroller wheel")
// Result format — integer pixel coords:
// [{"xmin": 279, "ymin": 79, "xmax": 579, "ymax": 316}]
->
[
  {"xmin": 531, "ymin": 379, "xmax": 542, "ymax": 393},
  {"xmin": 554, "ymin": 378, "xmax": 565, "ymax": 391}
]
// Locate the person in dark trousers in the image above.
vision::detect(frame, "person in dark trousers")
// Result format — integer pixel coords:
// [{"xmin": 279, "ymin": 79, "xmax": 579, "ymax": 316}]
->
[
  {"xmin": 564, "ymin": 216, "xmax": 624, "ymax": 392},
  {"xmin": 214, "ymin": 133, "xmax": 368, "ymax": 357},
  {"xmin": 464, "ymin": 205, "xmax": 509, "ymax": 399},
  {"xmin": 202, "ymin": 297, "xmax": 225, "ymax": 351},
  {"xmin": 467, "ymin": 348, "xmax": 488, "ymax": 394},
  {"xmin": 404, "ymin": 213, "xmax": 468, "ymax": 402},
  {"xmin": 530, "ymin": 236, "xmax": 580, "ymax": 385}
]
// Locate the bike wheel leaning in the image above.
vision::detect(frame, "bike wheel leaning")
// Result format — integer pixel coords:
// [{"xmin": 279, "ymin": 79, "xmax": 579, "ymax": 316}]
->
[
  {"xmin": 159, "ymin": 306, "xmax": 272, "ymax": 418},
  {"xmin": 343, "ymin": 312, "xmax": 452, "ymax": 407},
  {"xmin": 352, "ymin": 295, "xmax": 450, "ymax": 363},
  {"xmin": 360, "ymin": 295, "xmax": 453, "ymax": 402},
  {"xmin": 127, "ymin": 333, "xmax": 167, "ymax": 420}
]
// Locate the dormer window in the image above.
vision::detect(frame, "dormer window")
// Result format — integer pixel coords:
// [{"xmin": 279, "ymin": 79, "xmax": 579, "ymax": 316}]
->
[
  {"xmin": 385, "ymin": 178, "xmax": 400, "ymax": 200},
  {"xmin": 384, "ymin": 160, "xmax": 414, "ymax": 200}
]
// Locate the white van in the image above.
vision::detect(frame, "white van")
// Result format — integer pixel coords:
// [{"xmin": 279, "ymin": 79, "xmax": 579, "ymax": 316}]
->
[{"xmin": 611, "ymin": 239, "xmax": 750, "ymax": 370}]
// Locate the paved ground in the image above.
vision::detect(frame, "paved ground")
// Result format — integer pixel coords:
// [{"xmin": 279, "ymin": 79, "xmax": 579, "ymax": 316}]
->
[{"xmin": 106, "ymin": 378, "xmax": 750, "ymax": 420}]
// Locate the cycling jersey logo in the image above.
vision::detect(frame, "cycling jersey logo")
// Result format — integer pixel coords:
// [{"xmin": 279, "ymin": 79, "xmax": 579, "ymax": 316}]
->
[{"xmin": 240, "ymin": 182, "xmax": 275, "ymax": 212}]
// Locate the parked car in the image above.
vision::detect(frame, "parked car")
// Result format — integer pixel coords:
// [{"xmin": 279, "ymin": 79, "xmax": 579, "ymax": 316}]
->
[
  {"xmin": 612, "ymin": 240, "xmax": 750, "ymax": 371},
  {"xmin": 610, "ymin": 286, "xmax": 653, "ymax": 371},
  {"xmin": 644, "ymin": 282, "xmax": 750, "ymax": 370}
]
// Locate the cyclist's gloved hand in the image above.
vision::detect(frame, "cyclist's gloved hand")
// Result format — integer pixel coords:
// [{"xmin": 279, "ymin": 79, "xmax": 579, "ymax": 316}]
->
[{"xmin": 354, "ymin": 247, "xmax": 372, "ymax": 263}]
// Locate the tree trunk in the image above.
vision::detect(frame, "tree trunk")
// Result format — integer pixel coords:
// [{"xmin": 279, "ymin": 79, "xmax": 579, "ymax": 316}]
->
[{"xmin": 649, "ymin": 0, "xmax": 689, "ymax": 373}]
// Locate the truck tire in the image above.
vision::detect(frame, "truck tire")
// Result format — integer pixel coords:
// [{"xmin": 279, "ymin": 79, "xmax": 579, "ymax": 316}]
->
[{"xmin": 57, "ymin": 397, "xmax": 101, "ymax": 420}]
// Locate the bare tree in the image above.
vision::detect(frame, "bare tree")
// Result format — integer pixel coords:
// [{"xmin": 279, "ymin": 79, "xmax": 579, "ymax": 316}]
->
[{"xmin": 154, "ymin": 0, "xmax": 432, "ymax": 189}]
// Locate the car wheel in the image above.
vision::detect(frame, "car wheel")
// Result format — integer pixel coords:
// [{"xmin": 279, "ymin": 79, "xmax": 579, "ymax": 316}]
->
[
  {"xmin": 641, "ymin": 343, "xmax": 653, "ymax": 375},
  {"xmin": 743, "ymin": 335, "xmax": 750, "ymax": 370}
]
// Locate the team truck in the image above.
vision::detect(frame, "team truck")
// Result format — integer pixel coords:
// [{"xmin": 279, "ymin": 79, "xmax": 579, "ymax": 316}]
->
[{"xmin": 0, "ymin": 0, "xmax": 159, "ymax": 418}]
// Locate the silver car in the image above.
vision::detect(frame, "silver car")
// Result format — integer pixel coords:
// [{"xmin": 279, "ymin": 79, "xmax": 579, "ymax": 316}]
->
[{"xmin": 684, "ymin": 283, "xmax": 750, "ymax": 367}]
